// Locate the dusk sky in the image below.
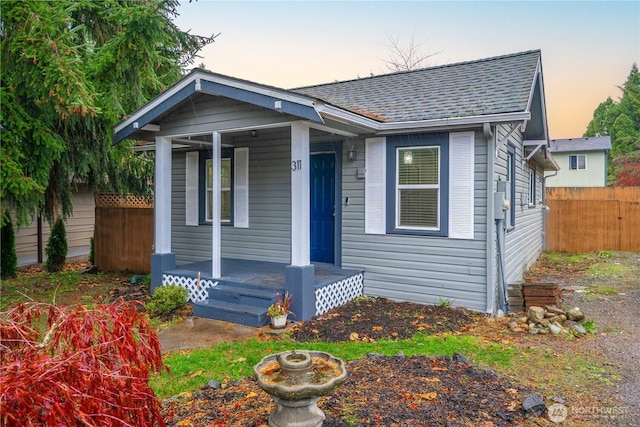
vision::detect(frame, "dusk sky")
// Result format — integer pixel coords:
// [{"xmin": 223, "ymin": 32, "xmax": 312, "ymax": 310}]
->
[{"xmin": 175, "ymin": 1, "xmax": 639, "ymax": 139}]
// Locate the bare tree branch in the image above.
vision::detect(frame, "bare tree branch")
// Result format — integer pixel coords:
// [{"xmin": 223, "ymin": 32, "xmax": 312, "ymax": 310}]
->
[{"xmin": 383, "ymin": 32, "xmax": 441, "ymax": 72}]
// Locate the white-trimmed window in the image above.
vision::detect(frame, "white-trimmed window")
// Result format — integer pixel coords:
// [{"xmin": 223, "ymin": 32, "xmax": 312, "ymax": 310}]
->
[
  {"xmin": 396, "ymin": 146, "xmax": 440, "ymax": 230},
  {"xmin": 206, "ymin": 157, "xmax": 231, "ymax": 222},
  {"xmin": 528, "ymin": 167, "xmax": 536, "ymax": 207},
  {"xmin": 569, "ymin": 154, "xmax": 586, "ymax": 170}
]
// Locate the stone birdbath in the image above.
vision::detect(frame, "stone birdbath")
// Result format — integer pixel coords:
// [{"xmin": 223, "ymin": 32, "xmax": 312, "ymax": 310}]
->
[{"xmin": 253, "ymin": 350, "xmax": 347, "ymax": 427}]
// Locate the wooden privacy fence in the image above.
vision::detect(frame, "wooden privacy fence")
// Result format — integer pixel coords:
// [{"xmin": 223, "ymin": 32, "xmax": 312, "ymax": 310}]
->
[
  {"xmin": 546, "ymin": 187, "xmax": 640, "ymax": 253},
  {"xmin": 94, "ymin": 194, "xmax": 154, "ymax": 273}
]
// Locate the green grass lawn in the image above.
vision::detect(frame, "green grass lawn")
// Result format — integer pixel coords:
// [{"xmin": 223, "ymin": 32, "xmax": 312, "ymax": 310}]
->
[{"xmin": 151, "ymin": 332, "xmax": 514, "ymax": 398}]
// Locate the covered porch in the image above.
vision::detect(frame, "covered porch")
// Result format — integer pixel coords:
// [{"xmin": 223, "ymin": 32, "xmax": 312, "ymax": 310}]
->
[{"xmin": 113, "ymin": 69, "xmax": 371, "ymax": 325}]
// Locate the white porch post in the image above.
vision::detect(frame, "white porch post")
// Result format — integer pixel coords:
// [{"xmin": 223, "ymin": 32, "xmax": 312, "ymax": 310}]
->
[
  {"xmin": 155, "ymin": 136, "xmax": 172, "ymax": 253},
  {"xmin": 290, "ymin": 122, "xmax": 311, "ymax": 266},
  {"xmin": 211, "ymin": 131, "xmax": 222, "ymax": 278}
]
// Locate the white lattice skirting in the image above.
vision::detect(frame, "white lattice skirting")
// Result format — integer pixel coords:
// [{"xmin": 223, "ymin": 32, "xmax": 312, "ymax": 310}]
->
[
  {"xmin": 315, "ymin": 273, "xmax": 364, "ymax": 315},
  {"xmin": 162, "ymin": 274, "xmax": 218, "ymax": 302}
]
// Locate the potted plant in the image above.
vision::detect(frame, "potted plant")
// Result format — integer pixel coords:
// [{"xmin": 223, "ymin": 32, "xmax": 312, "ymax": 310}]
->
[{"xmin": 267, "ymin": 290, "xmax": 293, "ymax": 328}]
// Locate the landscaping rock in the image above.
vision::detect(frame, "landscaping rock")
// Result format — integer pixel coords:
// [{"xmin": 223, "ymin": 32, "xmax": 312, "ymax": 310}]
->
[
  {"xmin": 516, "ymin": 316, "xmax": 529, "ymax": 325},
  {"xmin": 549, "ymin": 324, "xmax": 563, "ymax": 335},
  {"xmin": 522, "ymin": 393, "xmax": 546, "ymax": 417},
  {"xmin": 570, "ymin": 324, "xmax": 587, "ymax": 337},
  {"xmin": 544, "ymin": 305, "xmax": 565, "ymax": 316},
  {"xmin": 527, "ymin": 306, "xmax": 545, "ymax": 323},
  {"xmin": 548, "ymin": 315, "xmax": 562, "ymax": 324},
  {"xmin": 563, "ymin": 320, "xmax": 579, "ymax": 328},
  {"xmin": 508, "ymin": 321, "xmax": 519, "ymax": 330},
  {"xmin": 566, "ymin": 307, "xmax": 585, "ymax": 321},
  {"xmin": 203, "ymin": 380, "xmax": 222, "ymax": 390},
  {"xmin": 529, "ymin": 327, "xmax": 540, "ymax": 335}
]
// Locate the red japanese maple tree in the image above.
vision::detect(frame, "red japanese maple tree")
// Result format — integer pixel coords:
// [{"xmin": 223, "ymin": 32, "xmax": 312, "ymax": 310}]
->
[{"xmin": 1, "ymin": 300, "xmax": 167, "ymax": 426}]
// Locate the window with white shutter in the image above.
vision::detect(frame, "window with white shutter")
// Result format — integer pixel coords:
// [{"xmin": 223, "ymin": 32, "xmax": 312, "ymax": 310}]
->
[
  {"xmin": 234, "ymin": 147, "xmax": 249, "ymax": 228},
  {"xmin": 365, "ymin": 137, "xmax": 386, "ymax": 234},
  {"xmin": 185, "ymin": 152, "xmax": 199, "ymax": 226},
  {"xmin": 448, "ymin": 131, "xmax": 475, "ymax": 239}
]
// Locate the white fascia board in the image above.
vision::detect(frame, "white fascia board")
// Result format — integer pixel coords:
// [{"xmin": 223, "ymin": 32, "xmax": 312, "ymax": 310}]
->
[
  {"xmin": 200, "ymin": 72, "xmax": 317, "ymax": 108},
  {"xmin": 115, "ymin": 71, "xmax": 319, "ymax": 134},
  {"xmin": 115, "ymin": 74, "xmax": 198, "ymax": 133},
  {"xmin": 377, "ymin": 112, "xmax": 531, "ymax": 134},
  {"xmin": 524, "ymin": 139, "xmax": 548, "ymax": 147},
  {"xmin": 308, "ymin": 122, "xmax": 359, "ymax": 137},
  {"xmin": 316, "ymin": 104, "xmax": 380, "ymax": 130},
  {"xmin": 524, "ymin": 59, "xmax": 541, "ymax": 116}
]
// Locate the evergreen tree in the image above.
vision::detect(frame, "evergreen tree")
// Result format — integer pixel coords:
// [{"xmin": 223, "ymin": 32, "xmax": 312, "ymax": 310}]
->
[
  {"xmin": 0, "ymin": 0, "xmax": 216, "ymax": 227},
  {"xmin": 585, "ymin": 64, "xmax": 640, "ymax": 184},
  {"xmin": 45, "ymin": 218, "xmax": 68, "ymax": 273},
  {"xmin": 1, "ymin": 212, "xmax": 18, "ymax": 279}
]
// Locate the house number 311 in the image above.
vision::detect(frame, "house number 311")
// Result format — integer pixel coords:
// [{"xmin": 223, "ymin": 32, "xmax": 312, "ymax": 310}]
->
[{"xmin": 291, "ymin": 160, "xmax": 302, "ymax": 171}]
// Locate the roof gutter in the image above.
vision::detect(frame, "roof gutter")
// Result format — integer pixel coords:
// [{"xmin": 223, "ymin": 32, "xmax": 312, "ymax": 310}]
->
[{"xmin": 318, "ymin": 104, "xmax": 531, "ymax": 134}]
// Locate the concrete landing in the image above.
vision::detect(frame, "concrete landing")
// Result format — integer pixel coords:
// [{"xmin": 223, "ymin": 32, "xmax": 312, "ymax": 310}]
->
[{"xmin": 157, "ymin": 317, "xmax": 257, "ymax": 354}]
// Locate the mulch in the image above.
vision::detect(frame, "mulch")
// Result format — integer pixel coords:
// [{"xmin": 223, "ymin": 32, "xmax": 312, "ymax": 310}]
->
[
  {"xmin": 290, "ymin": 297, "xmax": 477, "ymax": 342},
  {"xmin": 161, "ymin": 298, "xmax": 535, "ymax": 426},
  {"xmin": 163, "ymin": 354, "xmax": 529, "ymax": 427}
]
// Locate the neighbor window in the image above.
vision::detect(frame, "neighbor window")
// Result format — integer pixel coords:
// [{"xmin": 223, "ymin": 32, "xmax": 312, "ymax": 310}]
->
[
  {"xmin": 205, "ymin": 157, "xmax": 231, "ymax": 222},
  {"xmin": 396, "ymin": 146, "xmax": 440, "ymax": 230},
  {"xmin": 569, "ymin": 154, "xmax": 586, "ymax": 170}
]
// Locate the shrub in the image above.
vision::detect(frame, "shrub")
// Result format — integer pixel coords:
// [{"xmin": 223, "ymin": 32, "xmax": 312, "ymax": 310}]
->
[
  {"xmin": 45, "ymin": 217, "xmax": 67, "ymax": 272},
  {"xmin": 1, "ymin": 212, "xmax": 18, "ymax": 279},
  {"xmin": 0, "ymin": 300, "xmax": 166, "ymax": 426},
  {"xmin": 146, "ymin": 284, "xmax": 188, "ymax": 317},
  {"xmin": 89, "ymin": 234, "xmax": 95, "ymax": 264}
]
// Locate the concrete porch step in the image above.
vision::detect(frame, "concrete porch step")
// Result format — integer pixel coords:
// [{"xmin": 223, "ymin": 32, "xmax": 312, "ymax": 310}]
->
[
  {"xmin": 208, "ymin": 282, "xmax": 282, "ymax": 307},
  {"xmin": 193, "ymin": 299, "xmax": 270, "ymax": 328}
]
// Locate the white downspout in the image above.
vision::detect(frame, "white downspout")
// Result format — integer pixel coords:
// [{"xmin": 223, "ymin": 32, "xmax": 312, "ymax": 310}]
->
[{"xmin": 484, "ymin": 123, "xmax": 496, "ymax": 314}]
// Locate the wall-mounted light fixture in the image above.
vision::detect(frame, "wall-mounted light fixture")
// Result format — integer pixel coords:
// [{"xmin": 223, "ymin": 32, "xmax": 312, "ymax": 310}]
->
[
  {"xmin": 348, "ymin": 147, "xmax": 357, "ymax": 161},
  {"xmin": 403, "ymin": 150, "xmax": 413, "ymax": 165},
  {"xmin": 250, "ymin": 129, "xmax": 259, "ymax": 138}
]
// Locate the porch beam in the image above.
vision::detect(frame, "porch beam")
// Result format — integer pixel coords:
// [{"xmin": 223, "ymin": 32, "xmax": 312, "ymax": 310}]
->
[
  {"xmin": 290, "ymin": 122, "xmax": 311, "ymax": 266},
  {"xmin": 155, "ymin": 136, "xmax": 172, "ymax": 253},
  {"xmin": 211, "ymin": 131, "xmax": 222, "ymax": 278}
]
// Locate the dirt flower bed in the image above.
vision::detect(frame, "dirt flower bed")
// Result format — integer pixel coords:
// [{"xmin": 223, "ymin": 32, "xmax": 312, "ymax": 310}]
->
[
  {"xmin": 291, "ymin": 297, "xmax": 477, "ymax": 342},
  {"xmin": 163, "ymin": 354, "xmax": 531, "ymax": 427},
  {"xmin": 161, "ymin": 298, "xmax": 533, "ymax": 426}
]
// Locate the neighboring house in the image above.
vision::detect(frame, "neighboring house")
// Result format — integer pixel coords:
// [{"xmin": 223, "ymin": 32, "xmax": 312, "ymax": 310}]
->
[
  {"xmin": 113, "ymin": 50, "xmax": 559, "ymax": 326},
  {"xmin": 545, "ymin": 136, "xmax": 611, "ymax": 187},
  {"xmin": 12, "ymin": 188, "xmax": 95, "ymax": 267}
]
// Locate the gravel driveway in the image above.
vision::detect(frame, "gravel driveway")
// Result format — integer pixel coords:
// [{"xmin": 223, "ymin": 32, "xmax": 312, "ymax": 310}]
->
[{"xmin": 532, "ymin": 252, "xmax": 640, "ymax": 426}]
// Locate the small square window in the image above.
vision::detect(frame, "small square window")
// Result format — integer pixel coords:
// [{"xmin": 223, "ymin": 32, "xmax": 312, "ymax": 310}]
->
[{"xmin": 569, "ymin": 154, "xmax": 586, "ymax": 170}]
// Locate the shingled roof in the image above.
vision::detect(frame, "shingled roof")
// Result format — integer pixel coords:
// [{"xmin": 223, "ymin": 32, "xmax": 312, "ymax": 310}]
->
[
  {"xmin": 549, "ymin": 136, "xmax": 612, "ymax": 153},
  {"xmin": 292, "ymin": 50, "xmax": 541, "ymax": 123}
]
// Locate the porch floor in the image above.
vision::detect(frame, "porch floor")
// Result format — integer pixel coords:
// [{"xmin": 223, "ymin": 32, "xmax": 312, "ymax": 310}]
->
[{"xmin": 169, "ymin": 258, "xmax": 362, "ymax": 289}]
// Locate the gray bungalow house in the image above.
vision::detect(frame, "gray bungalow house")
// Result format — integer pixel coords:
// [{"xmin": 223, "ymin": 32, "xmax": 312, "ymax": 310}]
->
[{"xmin": 114, "ymin": 50, "xmax": 558, "ymax": 326}]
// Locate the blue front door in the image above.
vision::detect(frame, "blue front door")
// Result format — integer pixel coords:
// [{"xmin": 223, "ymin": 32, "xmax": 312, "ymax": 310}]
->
[{"xmin": 310, "ymin": 153, "xmax": 335, "ymax": 263}]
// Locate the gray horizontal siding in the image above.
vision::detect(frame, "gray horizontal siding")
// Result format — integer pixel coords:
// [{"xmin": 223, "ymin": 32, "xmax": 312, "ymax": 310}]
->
[
  {"xmin": 158, "ymin": 97, "xmax": 292, "ymax": 137},
  {"xmin": 493, "ymin": 124, "xmax": 544, "ymax": 286},
  {"xmin": 341, "ymin": 132, "xmax": 488, "ymax": 312},
  {"xmin": 171, "ymin": 131, "xmax": 292, "ymax": 266}
]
